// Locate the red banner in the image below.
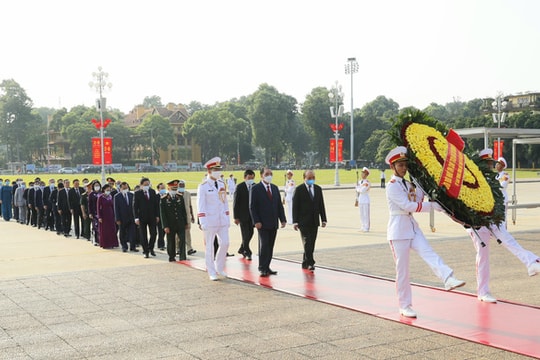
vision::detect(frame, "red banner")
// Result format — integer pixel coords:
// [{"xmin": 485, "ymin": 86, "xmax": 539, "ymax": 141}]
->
[
  {"xmin": 329, "ymin": 139, "xmax": 343, "ymax": 163},
  {"xmin": 493, "ymin": 140, "xmax": 504, "ymax": 160},
  {"xmin": 92, "ymin": 137, "xmax": 113, "ymax": 165}
]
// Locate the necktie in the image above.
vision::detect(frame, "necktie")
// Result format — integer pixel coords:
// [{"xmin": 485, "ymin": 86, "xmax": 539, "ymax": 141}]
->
[
  {"xmin": 309, "ymin": 185, "xmax": 314, "ymax": 200},
  {"xmin": 266, "ymin": 185, "xmax": 272, "ymax": 200},
  {"xmin": 401, "ymin": 179, "xmax": 408, "ymax": 191},
  {"xmin": 145, "ymin": 191, "xmax": 149, "ymax": 200},
  {"xmin": 76, "ymin": 188, "xmax": 79, "ymax": 197},
  {"xmin": 124, "ymin": 193, "xmax": 128, "ymax": 205},
  {"xmin": 214, "ymin": 181, "xmax": 218, "ymax": 189}
]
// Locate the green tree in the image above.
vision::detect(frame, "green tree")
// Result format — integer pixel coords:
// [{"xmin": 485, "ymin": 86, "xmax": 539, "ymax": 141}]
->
[
  {"xmin": 136, "ymin": 114, "xmax": 174, "ymax": 164},
  {"xmin": 142, "ymin": 95, "xmax": 163, "ymax": 108},
  {"xmin": 248, "ymin": 84, "xmax": 297, "ymax": 165}
]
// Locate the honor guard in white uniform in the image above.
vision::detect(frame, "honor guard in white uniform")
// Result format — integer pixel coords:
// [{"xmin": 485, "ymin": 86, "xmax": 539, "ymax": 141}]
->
[
  {"xmin": 227, "ymin": 174, "xmax": 236, "ymax": 200},
  {"xmin": 385, "ymin": 146, "xmax": 465, "ymax": 318},
  {"xmin": 465, "ymin": 149, "xmax": 540, "ymax": 304},
  {"xmin": 197, "ymin": 157, "xmax": 230, "ymax": 281},
  {"xmin": 284, "ymin": 170, "xmax": 295, "ymax": 225},
  {"xmin": 355, "ymin": 167, "xmax": 371, "ymax": 232},
  {"xmin": 495, "ymin": 155, "xmax": 510, "ymax": 221}
]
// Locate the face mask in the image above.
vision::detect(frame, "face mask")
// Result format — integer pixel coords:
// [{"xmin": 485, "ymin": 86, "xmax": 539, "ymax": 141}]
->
[
  {"xmin": 21, "ymin": 185, "xmax": 26, "ymax": 189},
  {"xmin": 142, "ymin": 186, "xmax": 150, "ymax": 192},
  {"xmin": 121, "ymin": 189, "xmax": 129, "ymax": 195},
  {"xmin": 210, "ymin": 171, "xmax": 221, "ymax": 179},
  {"xmin": 159, "ymin": 189, "xmax": 167, "ymax": 195},
  {"xmin": 50, "ymin": 184, "xmax": 55, "ymax": 189},
  {"xmin": 245, "ymin": 179, "xmax": 255, "ymax": 186},
  {"xmin": 169, "ymin": 190, "xmax": 177, "ymax": 196},
  {"xmin": 83, "ymin": 182, "xmax": 88, "ymax": 187},
  {"xmin": 34, "ymin": 185, "xmax": 40, "ymax": 189},
  {"xmin": 0, "ymin": 182, "xmax": 3, "ymax": 186},
  {"xmin": 306, "ymin": 179, "xmax": 315, "ymax": 186},
  {"xmin": 94, "ymin": 185, "xmax": 101, "ymax": 191},
  {"xmin": 264, "ymin": 175, "xmax": 272, "ymax": 184},
  {"xmin": 178, "ymin": 188, "xmax": 185, "ymax": 193},
  {"xmin": 104, "ymin": 191, "xmax": 111, "ymax": 196},
  {"xmin": 17, "ymin": 181, "xmax": 22, "ymax": 185}
]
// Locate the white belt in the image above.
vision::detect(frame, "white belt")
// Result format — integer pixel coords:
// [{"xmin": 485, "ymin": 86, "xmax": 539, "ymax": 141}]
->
[{"xmin": 390, "ymin": 211, "xmax": 412, "ymax": 216}]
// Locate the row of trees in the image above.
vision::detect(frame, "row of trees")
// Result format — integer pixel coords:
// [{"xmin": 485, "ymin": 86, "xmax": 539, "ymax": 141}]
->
[{"xmin": 2, "ymin": 79, "xmax": 540, "ymax": 169}]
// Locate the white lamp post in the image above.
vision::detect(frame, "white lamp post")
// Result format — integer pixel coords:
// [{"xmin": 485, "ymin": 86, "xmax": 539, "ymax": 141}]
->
[
  {"xmin": 89, "ymin": 66, "xmax": 112, "ymax": 184},
  {"xmin": 345, "ymin": 57, "xmax": 358, "ymax": 165},
  {"xmin": 328, "ymin": 84, "xmax": 344, "ymax": 186},
  {"xmin": 491, "ymin": 94, "xmax": 507, "ymax": 159}
]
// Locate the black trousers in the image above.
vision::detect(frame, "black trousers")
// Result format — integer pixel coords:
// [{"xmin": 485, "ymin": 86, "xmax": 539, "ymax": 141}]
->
[
  {"xmin": 239, "ymin": 221, "xmax": 254, "ymax": 256},
  {"xmin": 139, "ymin": 219, "xmax": 157, "ymax": 255},
  {"xmin": 82, "ymin": 216, "xmax": 91, "ymax": 239},
  {"xmin": 61, "ymin": 210, "xmax": 71, "ymax": 235},
  {"xmin": 71, "ymin": 209, "xmax": 83, "ymax": 237},
  {"xmin": 118, "ymin": 221, "xmax": 136, "ymax": 250},
  {"xmin": 53, "ymin": 206, "xmax": 63, "ymax": 233},
  {"xmin": 45, "ymin": 205, "xmax": 54, "ymax": 231},
  {"xmin": 299, "ymin": 226, "xmax": 318, "ymax": 268},
  {"xmin": 167, "ymin": 227, "xmax": 185, "ymax": 260},
  {"xmin": 30, "ymin": 206, "xmax": 37, "ymax": 226},
  {"xmin": 157, "ymin": 224, "xmax": 165, "ymax": 249},
  {"xmin": 257, "ymin": 228, "xmax": 277, "ymax": 272}
]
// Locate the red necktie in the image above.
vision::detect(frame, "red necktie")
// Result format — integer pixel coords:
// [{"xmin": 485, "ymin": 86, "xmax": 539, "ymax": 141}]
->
[{"xmin": 266, "ymin": 185, "xmax": 272, "ymax": 200}]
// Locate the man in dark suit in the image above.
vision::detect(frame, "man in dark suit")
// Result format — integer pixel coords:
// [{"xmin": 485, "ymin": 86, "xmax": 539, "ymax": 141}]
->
[
  {"xmin": 292, "ymin": 169, "xmax": 327, "ymax": 271},
  {"xmin": 249, "ymin": 167, "xmax": 286, "ymax": 277},
  {"xmin": 68, "ymin": 179, "xmax": 84, "ymax": 239},
  {"xmin": 43, "ymin": 179, "xmax": 55, "ymax": 232},
  {"xmin": 133, "ymin": 177, "xmax": 160, "ymax": 258},
  {"xmin": 114, "ymin": 181, "xmax": 137, "ymax": 253},
  {"xmin": 57, "ymin": 180, "xmax": 72, "ymax": 237},
  {"xmin": 50, "ymin": 180, "xmax": 63, "ymax": 235},
  {"xmin": 233, "ymin": 169, "xmax": 256, "ymax": 260}
]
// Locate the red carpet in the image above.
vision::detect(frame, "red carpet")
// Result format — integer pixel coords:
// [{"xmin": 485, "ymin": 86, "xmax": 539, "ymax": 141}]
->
[{"xmin": 181, "ymin": 256, "xmax": 540, "ymax": 358}]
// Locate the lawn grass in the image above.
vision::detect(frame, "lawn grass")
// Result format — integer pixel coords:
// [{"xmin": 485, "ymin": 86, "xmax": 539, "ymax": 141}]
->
[{"xmin": 10, "ymin": 168, "xmax": 540, "ymax": 190}]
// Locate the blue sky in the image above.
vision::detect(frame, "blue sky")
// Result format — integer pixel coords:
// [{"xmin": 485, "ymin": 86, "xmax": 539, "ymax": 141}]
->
[{"xmin": 1, "ymin": 0, "xmax": 539, "ymax": 113}]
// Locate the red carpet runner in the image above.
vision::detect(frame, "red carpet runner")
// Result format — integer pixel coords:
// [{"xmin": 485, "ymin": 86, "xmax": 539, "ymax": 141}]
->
[{"xmin": 181, "ymin": 256, "xmax": 540, "ymax": 358}]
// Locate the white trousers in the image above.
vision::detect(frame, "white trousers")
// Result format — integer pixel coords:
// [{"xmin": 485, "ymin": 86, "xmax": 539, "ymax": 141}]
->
[
  {"xmin": 203, "ymin": 226, "xmax": 230, "ymax": 277},
  {"xmin": 359, "ymin": 203, "xmax": 370, "ymax": 231},
  {"xmin": 389, "ymin": 234, "xmax": 453, "ymax": 309},
  {"xmin": 467, "ymin": 224, "xmax": 539, "ymax": 297},
  {"xmin": 286, "ymin": 199, "xmax": 293, "ymax": 225}
]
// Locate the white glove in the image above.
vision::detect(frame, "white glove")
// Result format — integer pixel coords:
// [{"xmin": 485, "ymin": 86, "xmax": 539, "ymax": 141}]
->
[{"xmin": 431, "ymin": 202, "xmax": 443, "ymax": 212}]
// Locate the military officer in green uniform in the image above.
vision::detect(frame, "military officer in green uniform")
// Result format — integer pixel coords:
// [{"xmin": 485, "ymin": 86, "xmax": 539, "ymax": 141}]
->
[{"xmin": 160, "ymin": 180, "xmax": 188, "ymax": 262}]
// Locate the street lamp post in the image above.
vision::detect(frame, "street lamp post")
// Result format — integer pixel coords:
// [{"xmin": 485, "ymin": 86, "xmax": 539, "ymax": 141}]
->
[
  {"xmin": 329, "ymin": 84, "xmax": 344, "ymax": 186},
  {"xmin": 491, "ymin": 94, "xmax": 507, "ymax": 159},
  {"xmin": 345, "ymin": 57, "xmax": 358, "ymax": 165},
  {"xmin": 89, "ymin": 66, "xmax": 112, "ymax": 184}
]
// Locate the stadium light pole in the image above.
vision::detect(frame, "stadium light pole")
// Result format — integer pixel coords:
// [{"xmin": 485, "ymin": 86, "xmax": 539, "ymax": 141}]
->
[
  {"xmin": 345, "ymin": 57, "xmax": 358, "ymax": 165},
  {"xmin": 89, "ymin": 66, "xmax": 112, "ymax": 184}
]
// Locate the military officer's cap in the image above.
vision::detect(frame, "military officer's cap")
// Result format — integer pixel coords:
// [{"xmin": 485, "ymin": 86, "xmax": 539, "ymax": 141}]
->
[
  {"xmin": 106, "ymin": 177, "xmax": 115, "ymax": 182},
  {"xmin": 286, "ymin": 169, "xmax": 293, "ymax": 174},
  {"xmin": 479, "ymin": 148, "xmax": 494, "ymax": 161},
  {"xmin": 167, "ymin": 179, "xmax": 179, "ymax": 188},
  {"xmin": 361, "ymin": 167, "xmax": 370, "ymax": 175},
  {"xmin": 204, "ymin": 157, "xmax": 222, "ymax": 170},
  {"xmin": 497, "ymin": 157, "xmax": 507, "ymax": 169},
  {"xmin": 385, "ymin": 146, "xmax": 408, "ymax": 165}
]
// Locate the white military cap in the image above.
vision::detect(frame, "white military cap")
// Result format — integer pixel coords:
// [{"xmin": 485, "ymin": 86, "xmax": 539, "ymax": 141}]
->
[
  {"xmin": 479, "ymin": 148, "xmax": 494, "ymax": 161},
  {"xmin": 385, "ymin": 146, "xmax": 408, "ymax": 165},
  {"xmin": 497, "ymin": 157, "xmax": 507, "ymax": 169},
  {"xmin": 204, "ymin": 157, "xmax": 222, "ymax": 169},
  {"xmin": 361, "ymin": 167, "xmax": 370, "ymax": 174}
]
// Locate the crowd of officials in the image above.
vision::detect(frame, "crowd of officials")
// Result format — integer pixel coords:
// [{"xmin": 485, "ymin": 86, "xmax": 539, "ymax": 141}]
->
[{"xmin": 0, "ymin": 176, "xmax": 197, "ymax": 262}]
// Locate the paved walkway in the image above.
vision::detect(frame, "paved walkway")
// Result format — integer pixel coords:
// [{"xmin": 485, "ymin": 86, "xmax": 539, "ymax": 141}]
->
[{"xmin": 1, "ymin": 183, "xmax": 539, "ymax": 359}]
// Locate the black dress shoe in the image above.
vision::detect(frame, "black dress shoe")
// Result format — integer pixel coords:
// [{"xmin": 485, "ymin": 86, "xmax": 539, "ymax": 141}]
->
[
  {"xmin": 159, "ymin": 247, "xmax": 165, "ymax": 251},
  {"xmin": 122, "ymin": 248, "xmax": 128, "ymax": 252},
  {"xmin": 268, "ymin": 269, "xmax": 278, "ymax": 275},
  {"xmin": 150, "ymin": 250, "xmax": 156, "ymax": 256},
  {"xmin": 169, "ymin": 258, "xmax": 176, "ymax": 262},
  {"xmin": 260, "ymin": 271, "xmax": 269, "ymax": 277},
  {"xmin": 308, "ymin": 265, "xmax": 315, "ymax": 271},
  {"xmin": 301, "ymin": 264, "xmax": 308, "ymax": 269},
  {"xmin": 226, "ymin": 253, "xmax": 234, "ymax": 257},
  {"xmin": 144, "ymin": 253, "xmax": 149, "ymax": 258},
  {"xmin": 187, "ymin": 249, "xmax": 196, "ymax": 255},
  {"xmin": 130, "ymin": 249, "xmax": 139, "ymax": 252},
  {"xmin": 246, "ymin": 255, "xmax": 252, "ymax": 261}
]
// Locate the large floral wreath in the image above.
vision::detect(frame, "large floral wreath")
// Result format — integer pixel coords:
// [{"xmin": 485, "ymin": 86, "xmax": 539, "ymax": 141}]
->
[{"xmin": 389, "ymin": 110, "xmax": 505, "ymax": 227}]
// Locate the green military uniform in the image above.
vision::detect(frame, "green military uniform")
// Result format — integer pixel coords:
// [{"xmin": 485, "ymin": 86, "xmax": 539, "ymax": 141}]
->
[{"xmin": 160, "ymin": 180, "xmax": 188, "ymax": 261}]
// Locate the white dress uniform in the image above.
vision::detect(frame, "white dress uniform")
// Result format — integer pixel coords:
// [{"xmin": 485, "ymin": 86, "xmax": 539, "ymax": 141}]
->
[
  {"xmin": 197, "ymin": 175, "xmax": 230, "ymax": 279},
  {"xmin": 356, "ymin": 179, "xmax": 370, "ymax": 231},
  {"xmin": 386, "ymin": 174, "xmax": 457, "ymax": 310},
  {"xmin": 496, "ymin": 168, "xmax": 509, "ymax": 222},
  {"xmin": 227, "ymin": 176, "xmax": 236, "ymax": 200},
  {"xmin": 284, "ymin": 177, "xmax": 296, "ymax": 225}
]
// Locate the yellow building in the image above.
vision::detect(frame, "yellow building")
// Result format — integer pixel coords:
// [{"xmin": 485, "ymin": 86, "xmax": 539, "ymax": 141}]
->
[{"xmin": 123, "ymin": 103, "xmax": 201, "ymax": 165}]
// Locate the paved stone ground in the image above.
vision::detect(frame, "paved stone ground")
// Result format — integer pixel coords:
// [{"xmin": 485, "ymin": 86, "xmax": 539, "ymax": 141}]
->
[{"xmin": 1, "ymin": 183, "xmax": 539, "ymax": 359}]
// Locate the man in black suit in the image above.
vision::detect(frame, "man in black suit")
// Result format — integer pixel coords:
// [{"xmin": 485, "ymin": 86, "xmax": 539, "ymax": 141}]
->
[
  {"xmin": 114, "ymin": 182, "xmax": 137, "ymax": 253},
  {"xmin": 68, "ymin": 179, "xmax": 84, "ymax": 239},
  {"xmin": 57, "ymin": 180, "xmax": 72, "ymax": 237},
  {"xmin": 42, "ymin": 179, "xmax": 56, "ymax": 232},
  {"xmin": 249, "ymin": 167, "xmax": 286, "ymax": 277},
  {"xmin": 292, "ymin": 169, "xmax": 327, "ymax": 271},
  {"xmin": 50, "ymin": 180, "xmax": 63, "ymax": 235},
  {"xmin": 233, "ymin": 169, "xmax": 256, "ymax": 260},
  {"xmin": 133, "ymin": 177, "xmax": 160, "ymax": 258}
]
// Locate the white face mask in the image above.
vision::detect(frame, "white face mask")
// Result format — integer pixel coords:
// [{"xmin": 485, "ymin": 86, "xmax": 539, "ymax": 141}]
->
[
  {"xmin": 211, "ymin": 171, "xmax": 222, "ymax": 179},
  {"xmin": 245, "ymin": 179, "xmax": 255, "ymax": 186},
  {"xmin": 121, "ymin": 189, "xmax": 129, "ymax": 195},
  {"xmin": 169, "ymin": 190, "xmax": 177, "ymax": 196},
  {"xmin": 264, "ymin": 175, "xmax": 273, "ymax": 184},
  {"xmin": 49, "ymin": 184, "xmax": 55, "ymax": 189},
  {"xmin": 104, "ymin": 190, "xmax": 111, "ymax": 196},
  {"xmin": 94, "ymin": 185, "xmax": 101, "ymax": 191},
  {"xmin": 142, "ymin": 185, "xmax": 150, "ymax": 192}
]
